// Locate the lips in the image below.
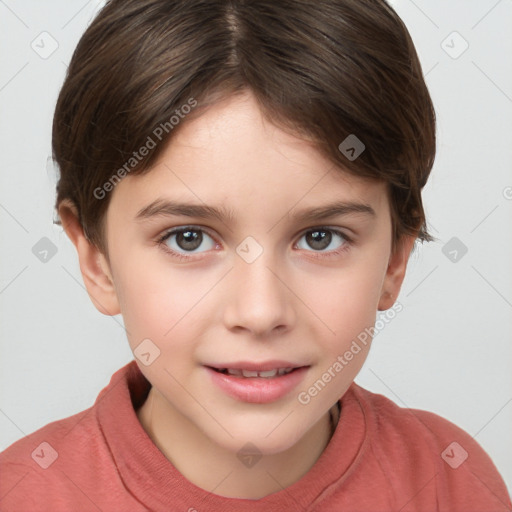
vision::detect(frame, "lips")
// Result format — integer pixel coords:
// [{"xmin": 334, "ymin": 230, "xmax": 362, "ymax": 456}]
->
[{"xmin": 205, "ymin": 361, "xmax": 310, "ymax": 403}]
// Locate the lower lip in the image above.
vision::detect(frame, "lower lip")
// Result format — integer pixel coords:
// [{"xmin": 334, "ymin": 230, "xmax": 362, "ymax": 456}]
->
[{"xmin": 205, "ymin": 366, "xmax": 309, "ymax": 403}]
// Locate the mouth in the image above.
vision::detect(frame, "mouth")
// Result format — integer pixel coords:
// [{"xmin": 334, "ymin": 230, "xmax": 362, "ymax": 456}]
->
[{"xmin": 205, "ymin": 362, "xmax": 310, "ymax": 403}]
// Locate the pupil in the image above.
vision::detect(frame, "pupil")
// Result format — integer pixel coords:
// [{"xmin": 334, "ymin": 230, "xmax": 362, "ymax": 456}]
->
[
  {"xmin": 177, "ymin": 229, "xmax": 202, "ymax": 251},
  {"xmin": 307, "ymin": 230, "xmax": 331, "ymax": 250}
]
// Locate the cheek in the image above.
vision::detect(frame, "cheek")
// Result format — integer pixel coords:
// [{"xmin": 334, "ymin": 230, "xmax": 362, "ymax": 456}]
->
[
  {"xmin": 295, "ymin": 262, "xmax": 386, "ymax": 409},
  {"xmin": 304, "ymin": 255, "xmax": 388, "ymax": 342},
  {"xmin": 112, "ymin": 253, "xmax": 218, "ymax": 356}
]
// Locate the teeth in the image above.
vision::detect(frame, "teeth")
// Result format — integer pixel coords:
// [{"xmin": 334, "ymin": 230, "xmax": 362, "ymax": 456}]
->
[
  {"xmin": 242, "ymin": 370, "xmax": 260, "ymax": 377},
  {"xmin": 257, "ymin": 369, "xmax": 277, "ymax": 378},
  {"xmin": 223, "ymin": 367, "xmax": 294, "ymax": 378}
]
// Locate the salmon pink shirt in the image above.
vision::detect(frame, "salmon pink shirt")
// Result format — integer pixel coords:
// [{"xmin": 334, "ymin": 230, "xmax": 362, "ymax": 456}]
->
[{"xmin": 1, "ymin": 361, "xmax": 510, "ymax": 511}]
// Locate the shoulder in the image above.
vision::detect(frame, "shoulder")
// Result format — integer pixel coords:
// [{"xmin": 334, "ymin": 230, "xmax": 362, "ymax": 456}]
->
[
  {"xmin": 0, "ymin": 363, "xmax": 148, "ymax": 511},
  {"xmin": 350, "ymin": 384, "xmax": 512, "ymax": 511},
  {"xmin": 0, "ymin": 406, "xmax": 92, "ymax": 466},
  {"xmin": 0, "ymin": 406, "xmax": 108, "ymax": 511}
]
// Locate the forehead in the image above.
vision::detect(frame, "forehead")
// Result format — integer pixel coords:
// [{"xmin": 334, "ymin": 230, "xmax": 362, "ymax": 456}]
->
[{"xmin": 108, "ymin": 92, "xmax": 389, "ymax": 221}]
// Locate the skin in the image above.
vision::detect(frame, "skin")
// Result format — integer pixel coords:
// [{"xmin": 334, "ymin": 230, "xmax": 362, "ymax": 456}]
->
[{"xmin": 60, "ymin": 90, "xmax": 415, "ymax": 499}]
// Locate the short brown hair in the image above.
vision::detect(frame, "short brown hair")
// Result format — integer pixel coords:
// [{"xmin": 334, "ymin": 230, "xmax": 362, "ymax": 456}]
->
[{"xmin": 53, "ymin": 0, "xmax": 436, "ymax": 255}]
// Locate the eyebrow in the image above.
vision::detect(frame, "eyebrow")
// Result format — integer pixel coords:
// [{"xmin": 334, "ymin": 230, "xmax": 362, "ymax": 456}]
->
[{"xmin": 135, "ymin": 198, "xmax": 376, "ymax": 224}]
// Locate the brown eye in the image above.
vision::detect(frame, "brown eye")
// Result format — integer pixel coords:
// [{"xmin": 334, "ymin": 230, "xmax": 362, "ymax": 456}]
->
[
  {"xmin": 305, "ymin": 230, "xmax": 332, "ymax": 250},
  {"xmin": 175, "ymin": 229, "xmax": 203, "ymax": 251},
  {"xmin": 159, "ymin": 226, "xmax": 216, "ymax": 257},
  {"xmin": 296, "ymin": 228, "xmax": 348, "ymax": 253}
]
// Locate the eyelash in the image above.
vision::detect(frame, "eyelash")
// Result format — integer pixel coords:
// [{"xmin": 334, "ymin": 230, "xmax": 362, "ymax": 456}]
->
[{"xmin": 156, "ymin": 225, "xmax": 353, "ymax": 262}]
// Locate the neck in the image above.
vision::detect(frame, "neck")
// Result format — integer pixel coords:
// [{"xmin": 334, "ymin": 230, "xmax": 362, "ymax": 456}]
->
[{"xmin": 136, "ymin": 388, "xmax": 340, "ymax": 499}]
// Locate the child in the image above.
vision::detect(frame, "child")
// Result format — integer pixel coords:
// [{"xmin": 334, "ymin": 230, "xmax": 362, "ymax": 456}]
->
[{"xmin": 1, "ymin": 0, "xmax": 510, "ymax": 510}]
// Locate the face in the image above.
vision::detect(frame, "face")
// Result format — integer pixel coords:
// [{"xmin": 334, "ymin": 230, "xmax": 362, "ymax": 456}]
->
[{"xmin": 86, "ymin": 91, "xmax": 409, "ymax": 455}]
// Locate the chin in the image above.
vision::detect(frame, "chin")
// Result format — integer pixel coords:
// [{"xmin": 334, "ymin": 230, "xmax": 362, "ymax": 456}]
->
[{"xmin": 203, "ymin": 417, "xmax": 311, "ymax": 456}]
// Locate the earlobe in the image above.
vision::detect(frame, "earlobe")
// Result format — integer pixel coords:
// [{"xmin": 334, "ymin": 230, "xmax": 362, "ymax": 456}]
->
[
  {"xmin": 58, "ymin": 200, "xmax": 121, "ymax": 316},
  {"xmin": 378, "ymin": 235, "xmax": 416, "ymax": 311}
]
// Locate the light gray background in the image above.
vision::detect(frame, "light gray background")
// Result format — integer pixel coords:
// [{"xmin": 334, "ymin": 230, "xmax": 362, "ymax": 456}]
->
[{"xmin": 1, "ymin": 0, "xmax": 511, "ymax": 497}]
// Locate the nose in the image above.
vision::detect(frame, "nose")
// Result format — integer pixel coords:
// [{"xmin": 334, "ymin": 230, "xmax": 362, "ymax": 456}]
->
[{"xmin": 223, "ymin": 247, "xmax": 296, "ymax": 338}]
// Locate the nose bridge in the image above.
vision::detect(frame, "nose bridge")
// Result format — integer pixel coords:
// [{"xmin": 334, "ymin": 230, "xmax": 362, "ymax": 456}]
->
[{"xmin": 226, "ymin": 236, "xmax": 294, "ymax": 334}]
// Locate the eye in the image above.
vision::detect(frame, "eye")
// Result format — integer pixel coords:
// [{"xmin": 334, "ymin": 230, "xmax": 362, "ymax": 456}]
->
[
  {"xmin": 295, "ymin": 227, "xmax": 351, "ymax": 258},
  {"xmin": 157, "ymin": 225, "xmax": 352, "ymax": 261},
  {"xmin": 158, "ymin": 226, "xmax": 218, "ymax": 259}
]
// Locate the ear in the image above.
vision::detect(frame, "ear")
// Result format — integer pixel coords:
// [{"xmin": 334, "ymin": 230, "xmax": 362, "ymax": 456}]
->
[
  {"xmin": 58, "ymin": 199, "xmax": 121, "ymax": 316},
  {"xmin": 378, "ymin": 235, "xmax": 416, "ymax": 311}
]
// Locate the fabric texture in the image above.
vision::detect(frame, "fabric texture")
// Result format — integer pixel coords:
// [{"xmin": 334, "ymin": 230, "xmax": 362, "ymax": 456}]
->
[{"xmin": 1, "ymin": 361, "xmax": 510, "ymax": 511}]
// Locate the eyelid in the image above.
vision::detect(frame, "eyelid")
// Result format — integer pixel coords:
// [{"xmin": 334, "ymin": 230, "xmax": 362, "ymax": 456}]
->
[
  {"xmin": 157, "ymin": 224, "xmax": 218, "ymax": 242},
  {"xmin": 296, "ymin": 224, "xmax": 352, "ymax": 240}
]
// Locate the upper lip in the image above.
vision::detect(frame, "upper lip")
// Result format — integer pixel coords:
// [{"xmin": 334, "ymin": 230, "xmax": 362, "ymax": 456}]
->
[{"xmin": 206, "ymin": 360, "xmax": 308, "ymax": 371}]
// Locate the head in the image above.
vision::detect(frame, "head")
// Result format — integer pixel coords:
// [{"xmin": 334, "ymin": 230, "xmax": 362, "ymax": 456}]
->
[{"xmin": 54, "ymin": 0, "xmax": 436, "ymax": 454}]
